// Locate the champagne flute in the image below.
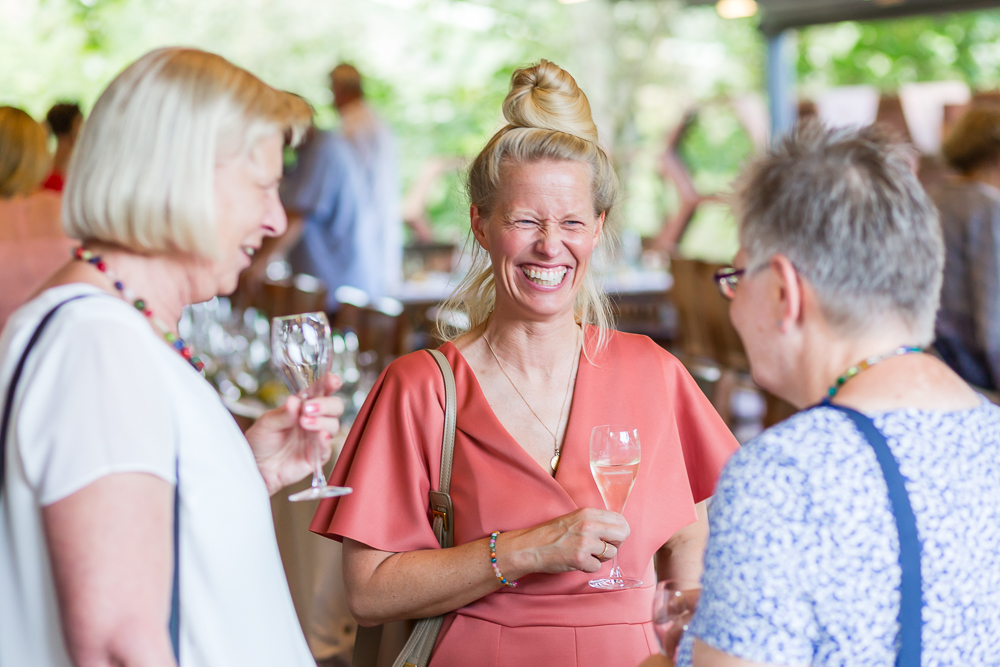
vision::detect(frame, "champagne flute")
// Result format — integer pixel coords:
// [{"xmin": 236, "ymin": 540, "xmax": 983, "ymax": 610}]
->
[
  {"xmin": 588, "ymin": 425, "xmax": 642, "ymax": 590},
  {"xmin": 271, "ymin": 312, "xmax": 352, "ymax": 502},
  {"xmin": 652, "ymin": 579, "xmax": 692, "ymax": 657}
]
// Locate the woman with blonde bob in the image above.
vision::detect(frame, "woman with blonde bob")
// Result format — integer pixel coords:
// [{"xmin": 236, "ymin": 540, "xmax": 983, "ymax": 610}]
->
[
  {"xmin": 0, "ymin": 48, "xmax": 343, "ymax": 667},
  {"xmin": 0, "ymin": 106, "xmax": 73, "ymax": 328},
  {"xmin": 311, "ymin": 60, "xmax": 737, "ymax": 666}
]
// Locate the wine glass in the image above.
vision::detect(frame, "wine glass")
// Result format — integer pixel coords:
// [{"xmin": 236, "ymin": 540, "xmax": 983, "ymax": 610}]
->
[
  {"xmin": 652, "ymin": 579, "xmax": 692, "ymax": 657},
  {"xmin": 271, "ymin": 312, "xmax": 352, "ymax": 502},
  {"xmin": 588, "ymin": 425, "xmax": 642, "ymax": 590}
]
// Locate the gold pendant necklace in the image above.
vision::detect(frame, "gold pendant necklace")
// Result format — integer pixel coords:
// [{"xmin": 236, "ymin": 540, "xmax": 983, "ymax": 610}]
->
[{"xmin": 484, "ymin": 327, "xmax": 581, "ymax": 473}]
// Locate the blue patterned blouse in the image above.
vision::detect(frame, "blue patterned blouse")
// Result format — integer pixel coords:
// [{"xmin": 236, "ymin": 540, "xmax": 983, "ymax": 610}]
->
[{"xmin": 678, "ymin": 401, "xmax": 1000, "ymax": 666}]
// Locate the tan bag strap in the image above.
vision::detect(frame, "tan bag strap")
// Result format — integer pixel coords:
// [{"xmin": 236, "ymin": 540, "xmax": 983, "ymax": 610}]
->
[{"xmin": 353, "ymin": 349, "xmax": 457, "ymax": 667}]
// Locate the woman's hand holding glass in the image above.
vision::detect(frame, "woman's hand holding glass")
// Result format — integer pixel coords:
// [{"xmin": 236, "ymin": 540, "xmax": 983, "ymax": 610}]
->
[
  {"xmin": 269, "ymin": 312, "xmax": 354, "ymax": 501},
  {"xmin": 489, "ymin": 507, "xmax": 629, "ymax": 578},
  {"xmin": 246, "ymin": 373, "xmax": 346, "ymax": 496}
]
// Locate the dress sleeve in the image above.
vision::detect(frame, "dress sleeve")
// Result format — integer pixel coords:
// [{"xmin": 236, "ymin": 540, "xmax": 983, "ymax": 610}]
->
[
  {"xmin": 663, "ymin": 354, "xmax": 740, "ymax": 502},
  {"xmin": 682, "ymin": 439, "xmax": 817, "ymax": 666},
  {"xmin": 310, "ymin": 352, "xmax": 444, "ymax": 554},
  {"xmin": 16, "ymin": 311, "xmax": 177, "ymax": 506}
]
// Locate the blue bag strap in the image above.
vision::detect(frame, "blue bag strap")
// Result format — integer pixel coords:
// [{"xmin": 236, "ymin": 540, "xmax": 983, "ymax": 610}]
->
[
  {"xmin": 0, "ymin": 294, "xmax": 180, "ymax": 664},
  {"xmin": 820, "ymin": 400, "xmax": 922, "ymax": 667},
  {"xmin": 170, "ymin": 464, "xmax": 180, "ymax": 662}
]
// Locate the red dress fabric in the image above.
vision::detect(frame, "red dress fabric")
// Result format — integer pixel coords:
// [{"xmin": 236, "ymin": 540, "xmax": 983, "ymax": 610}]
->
[{"xmin": 311, "ymin": 328, "xmax": 738, "ymax": 667}]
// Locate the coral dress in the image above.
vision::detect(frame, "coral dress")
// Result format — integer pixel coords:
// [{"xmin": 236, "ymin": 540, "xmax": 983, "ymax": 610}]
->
[{"xmin": 311, "ymin": 328, "xmax": 738, "ymax": 667}]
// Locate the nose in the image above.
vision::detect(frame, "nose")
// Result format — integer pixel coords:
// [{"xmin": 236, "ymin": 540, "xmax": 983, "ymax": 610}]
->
[
  {"xmin": 534, "ymin": 222, "xmax": 562, "ymax": 258},
  {"xmin": 263, "ymin": 187, "xmax": 287, "ymax": 238}
]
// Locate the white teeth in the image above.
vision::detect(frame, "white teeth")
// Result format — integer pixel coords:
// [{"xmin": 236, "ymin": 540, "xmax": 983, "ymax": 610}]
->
[
  {"xmin": 243, "ymin": 247, "xmax": 256, "ymax": 257},
  {"xmin": 522, "ymin": 267, "xmax": 567, "ymax": 286}
]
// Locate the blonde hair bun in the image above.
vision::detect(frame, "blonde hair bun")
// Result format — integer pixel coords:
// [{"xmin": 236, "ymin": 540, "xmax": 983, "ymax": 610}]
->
[{"xmin": 502, "ymin": 59, "xmax": 598, "ymax": 144}]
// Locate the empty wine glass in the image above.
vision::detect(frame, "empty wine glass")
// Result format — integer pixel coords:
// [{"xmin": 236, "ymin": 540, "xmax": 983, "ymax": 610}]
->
[
  {"xmin": 271, "ymin": 312, "xmax": 352, "ymax": 502},
  {"xmin": 652, "ymin": 579, "xmax": 693, "ymax": 657},
  {"xmin": 589, "ymin": 425, "xmax": 642, "ymax": 590}
]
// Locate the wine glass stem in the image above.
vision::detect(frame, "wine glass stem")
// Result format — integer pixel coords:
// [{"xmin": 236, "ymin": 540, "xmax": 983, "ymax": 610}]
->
[
  {"xmin": 311, "ymin": 433, "xmax": 326, "ymax": 489},
  {"xmin": 610, "ymin": 553, "xmax": 622, "ymax": 581}
]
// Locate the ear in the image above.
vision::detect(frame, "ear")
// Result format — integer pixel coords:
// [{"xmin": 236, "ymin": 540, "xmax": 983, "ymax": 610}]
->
[
  {"xmin": 470, "ymin": 205, "xmax": 489, "ymax": 251},
  {"xmin": 771, "ymin": 254, "xmax": 803, "ymax": 333}
]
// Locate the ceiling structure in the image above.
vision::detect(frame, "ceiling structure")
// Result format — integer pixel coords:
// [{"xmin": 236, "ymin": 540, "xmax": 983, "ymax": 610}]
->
[{"xmin": 683, "ymin": 0, "xmax": 1000, "ymax": 35}]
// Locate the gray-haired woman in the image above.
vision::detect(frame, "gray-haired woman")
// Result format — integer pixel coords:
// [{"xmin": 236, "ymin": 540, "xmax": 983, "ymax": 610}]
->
[{"xmin": 645, "ymin": 123, "xmax": 1000, "ymax": 667}]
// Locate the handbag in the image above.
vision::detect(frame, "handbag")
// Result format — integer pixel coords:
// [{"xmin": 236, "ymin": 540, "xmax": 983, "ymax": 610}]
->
[
  {"xmin": 352, "ymin": 348, "xmax": 457, "ymax": 667},
  {"xmin": 821, "ymin": 400, "xmax": 922, "ymax": 667},
  {"xmin": 0, "ymin": 296, "xmax": 181, "ymax": 663}
]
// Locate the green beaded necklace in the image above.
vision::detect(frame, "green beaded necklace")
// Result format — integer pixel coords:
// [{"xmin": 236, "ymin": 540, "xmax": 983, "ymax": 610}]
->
[{"xmin": 827, "ymin": 346, "xmax": 922, "ymax": 398}]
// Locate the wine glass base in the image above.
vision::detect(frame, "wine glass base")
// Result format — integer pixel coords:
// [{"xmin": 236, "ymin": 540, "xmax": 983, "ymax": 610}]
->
[
  {"xmin": 588, "ymin": 577, "xmax": 644, "ymax": 590},
  {"xmin": 288, "ymin": 485, "xmax": 353, "ymax": 502}
]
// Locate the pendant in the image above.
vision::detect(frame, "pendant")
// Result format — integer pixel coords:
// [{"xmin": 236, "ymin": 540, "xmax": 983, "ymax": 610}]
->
[{"xmin": 550, "ymin": 454, "xmax": 561, "ymax": 472}]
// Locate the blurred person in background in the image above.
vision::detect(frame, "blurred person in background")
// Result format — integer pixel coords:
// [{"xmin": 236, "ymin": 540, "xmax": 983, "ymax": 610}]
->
[
  {"xmin": 331, "ymin": 63, "xmax": 431, "ymax": 291},
  {"xmin": 643, "ymin": 123, "xmax": 1000, "ymax": 667},
  {"xmin": 930, "ymin": 104, "xmax": 1000, "ymax": 394},
  {"xmin": 0, "ymin": 48, "xmax": 344, "ymax": 667},
  {"xmin": 311, "ymin": 60, "xmax": 738, "ymax": 667},
  {"xmin": 0, "ymin": 106, "xmax": 74, "ymax": 329},
  {"xmin": 280, "ymin": 117, "xmax": 384, "ymax": 312},
  {"xmin": 42, "ymin": 102, "xmax": 82, "ymax": 192}
]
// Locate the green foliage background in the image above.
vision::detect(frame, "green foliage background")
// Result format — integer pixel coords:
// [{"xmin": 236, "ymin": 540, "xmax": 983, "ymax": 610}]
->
[{"xmin": 4, "ymin": 1, "xmax": 1000, "ymax": 260}]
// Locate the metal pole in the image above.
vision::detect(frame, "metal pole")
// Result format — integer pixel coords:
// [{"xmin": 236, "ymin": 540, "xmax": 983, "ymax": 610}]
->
[{"xmin": 767, "ymin": 29, "xmax": 798, "ymax": 141}]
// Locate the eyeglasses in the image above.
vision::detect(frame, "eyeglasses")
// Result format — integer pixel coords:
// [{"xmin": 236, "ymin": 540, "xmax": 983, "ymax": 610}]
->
[{"xmin": 713, "ymin": 267, "xmax": 745, "ymax": 300}]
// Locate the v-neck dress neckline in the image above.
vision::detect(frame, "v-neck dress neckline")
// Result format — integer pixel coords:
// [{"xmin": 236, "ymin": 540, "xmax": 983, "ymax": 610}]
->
[{"xmin": 441, "ymin": 329, "xmax": 587, "ymax": 487}]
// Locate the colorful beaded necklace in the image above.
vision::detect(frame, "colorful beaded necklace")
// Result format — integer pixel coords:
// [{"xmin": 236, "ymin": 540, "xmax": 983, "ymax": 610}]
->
[
  {"xmin": 74, "ymin": 247, "xmax": 205, "ymax": 373},
  {"xmin": 827, "ymin": 345, "xmax": 922, "ymax": 398}
]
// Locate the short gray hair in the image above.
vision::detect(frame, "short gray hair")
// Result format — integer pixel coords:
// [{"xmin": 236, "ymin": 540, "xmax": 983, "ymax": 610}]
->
[
  {"xmin": 64, "ymin": 47, "xmax": 311, "ymax": 258},
  {"xmin": 736, "ymin": 122, "xmax": 943, "ymax": 343}
]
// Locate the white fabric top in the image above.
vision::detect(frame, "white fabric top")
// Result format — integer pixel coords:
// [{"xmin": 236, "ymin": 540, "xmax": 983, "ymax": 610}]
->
[{"xmin": 0, "ymin": 284, "xmax": 315, "ymax": 667}]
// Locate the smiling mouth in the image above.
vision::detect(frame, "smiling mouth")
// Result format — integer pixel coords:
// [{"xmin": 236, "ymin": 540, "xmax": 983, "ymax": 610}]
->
[
  {"xmin": 521, "ymin": 266, "xmax": 568, "ymax": 287},
  {"xmin": 242, "ymin": 246, "xmax": 256, "ymax": 258}
]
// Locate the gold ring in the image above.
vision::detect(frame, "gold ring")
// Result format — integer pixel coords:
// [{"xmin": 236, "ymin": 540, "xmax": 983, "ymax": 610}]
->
[{"xmin": 599, "ymin": 540, "xmax": 609, "ymax": 558}]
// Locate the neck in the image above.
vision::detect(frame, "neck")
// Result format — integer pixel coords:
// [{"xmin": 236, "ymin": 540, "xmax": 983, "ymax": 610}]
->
[
  {"xmin": 482, "ymin": 311, "xmax": 580, "ymax": 378},
  {"xmin": 791, "ymin": 319, "xmax": 920, "ymax": 408},
  {"xmin": 53, "ymin": 138, "xmax": 74, "ymax": 174},
  {"xmin": 84, "ymin": 244, "xmax": 199, "ymax": 334}
]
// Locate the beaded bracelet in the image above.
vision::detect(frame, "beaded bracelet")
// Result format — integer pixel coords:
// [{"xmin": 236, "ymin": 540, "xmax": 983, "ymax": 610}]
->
[{"xmin": 489, "ymin": 531, "xmax": 518, "ymax": 587}]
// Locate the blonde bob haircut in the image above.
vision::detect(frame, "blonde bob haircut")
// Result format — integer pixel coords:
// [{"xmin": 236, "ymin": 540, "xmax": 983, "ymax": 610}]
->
[
  {"xmin": 0, "ymin": 107, "xmax": 51, "ymax": 199},
  {"xmin": 64, "ymin": 47, "xmax": 311, "ymax": 257},
  {"xmin": 441, "ymin": 59, "xmax": 619, "ymax": 355}
]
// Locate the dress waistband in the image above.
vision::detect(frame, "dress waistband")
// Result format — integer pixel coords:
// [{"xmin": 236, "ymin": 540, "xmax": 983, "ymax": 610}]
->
[{"xmin": 456, "ymin": 587, "xmax": 654, "ymax": 628}]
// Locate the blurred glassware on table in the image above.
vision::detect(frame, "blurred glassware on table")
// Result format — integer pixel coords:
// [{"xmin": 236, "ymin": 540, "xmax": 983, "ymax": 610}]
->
[{"xmin": 181, "ymin": 297, "xmax": 380, "ymax": 429}]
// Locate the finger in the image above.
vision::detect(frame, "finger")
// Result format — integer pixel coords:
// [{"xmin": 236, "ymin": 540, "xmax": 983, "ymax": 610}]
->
[
  {"xmin": 302, "ymin": 395, "xmax": 345, "ymax": 420},
  {"xmin": 322, "ymin": 373, "xmax": 343, "ymax": 394},
  {"xmin": 594, "ymin": 540, "xmax": 618, "ymax": 562},
  {"xmin": 301, "ymin": 416, "xmax": 340, "ymax": 438}
]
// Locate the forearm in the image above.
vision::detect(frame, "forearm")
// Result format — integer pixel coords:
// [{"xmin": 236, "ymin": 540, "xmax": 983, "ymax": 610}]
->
[
  {"xmin": 344, "ymin": 507, "xmax": 624, "ymax": 624},
  {"xmin": 657, "ymin": 499, "xmax": 710, "ymax": 586},
  {"xmin": 344, "ymin": 535, "xmax": 505, "ymax": 624},
  {"xmin": 67, "ymin": 625, "xmax": 176, "ymax": 667}
]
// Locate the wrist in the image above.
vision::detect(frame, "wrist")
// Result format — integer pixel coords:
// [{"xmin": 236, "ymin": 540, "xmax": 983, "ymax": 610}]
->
[
  {"xmin": 489, "ymin": 531, "xmax": 518, "ymax": 587},
  {"xmin": 491, "ymin": 529, "xmax": 537, "ymax": 581}
]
